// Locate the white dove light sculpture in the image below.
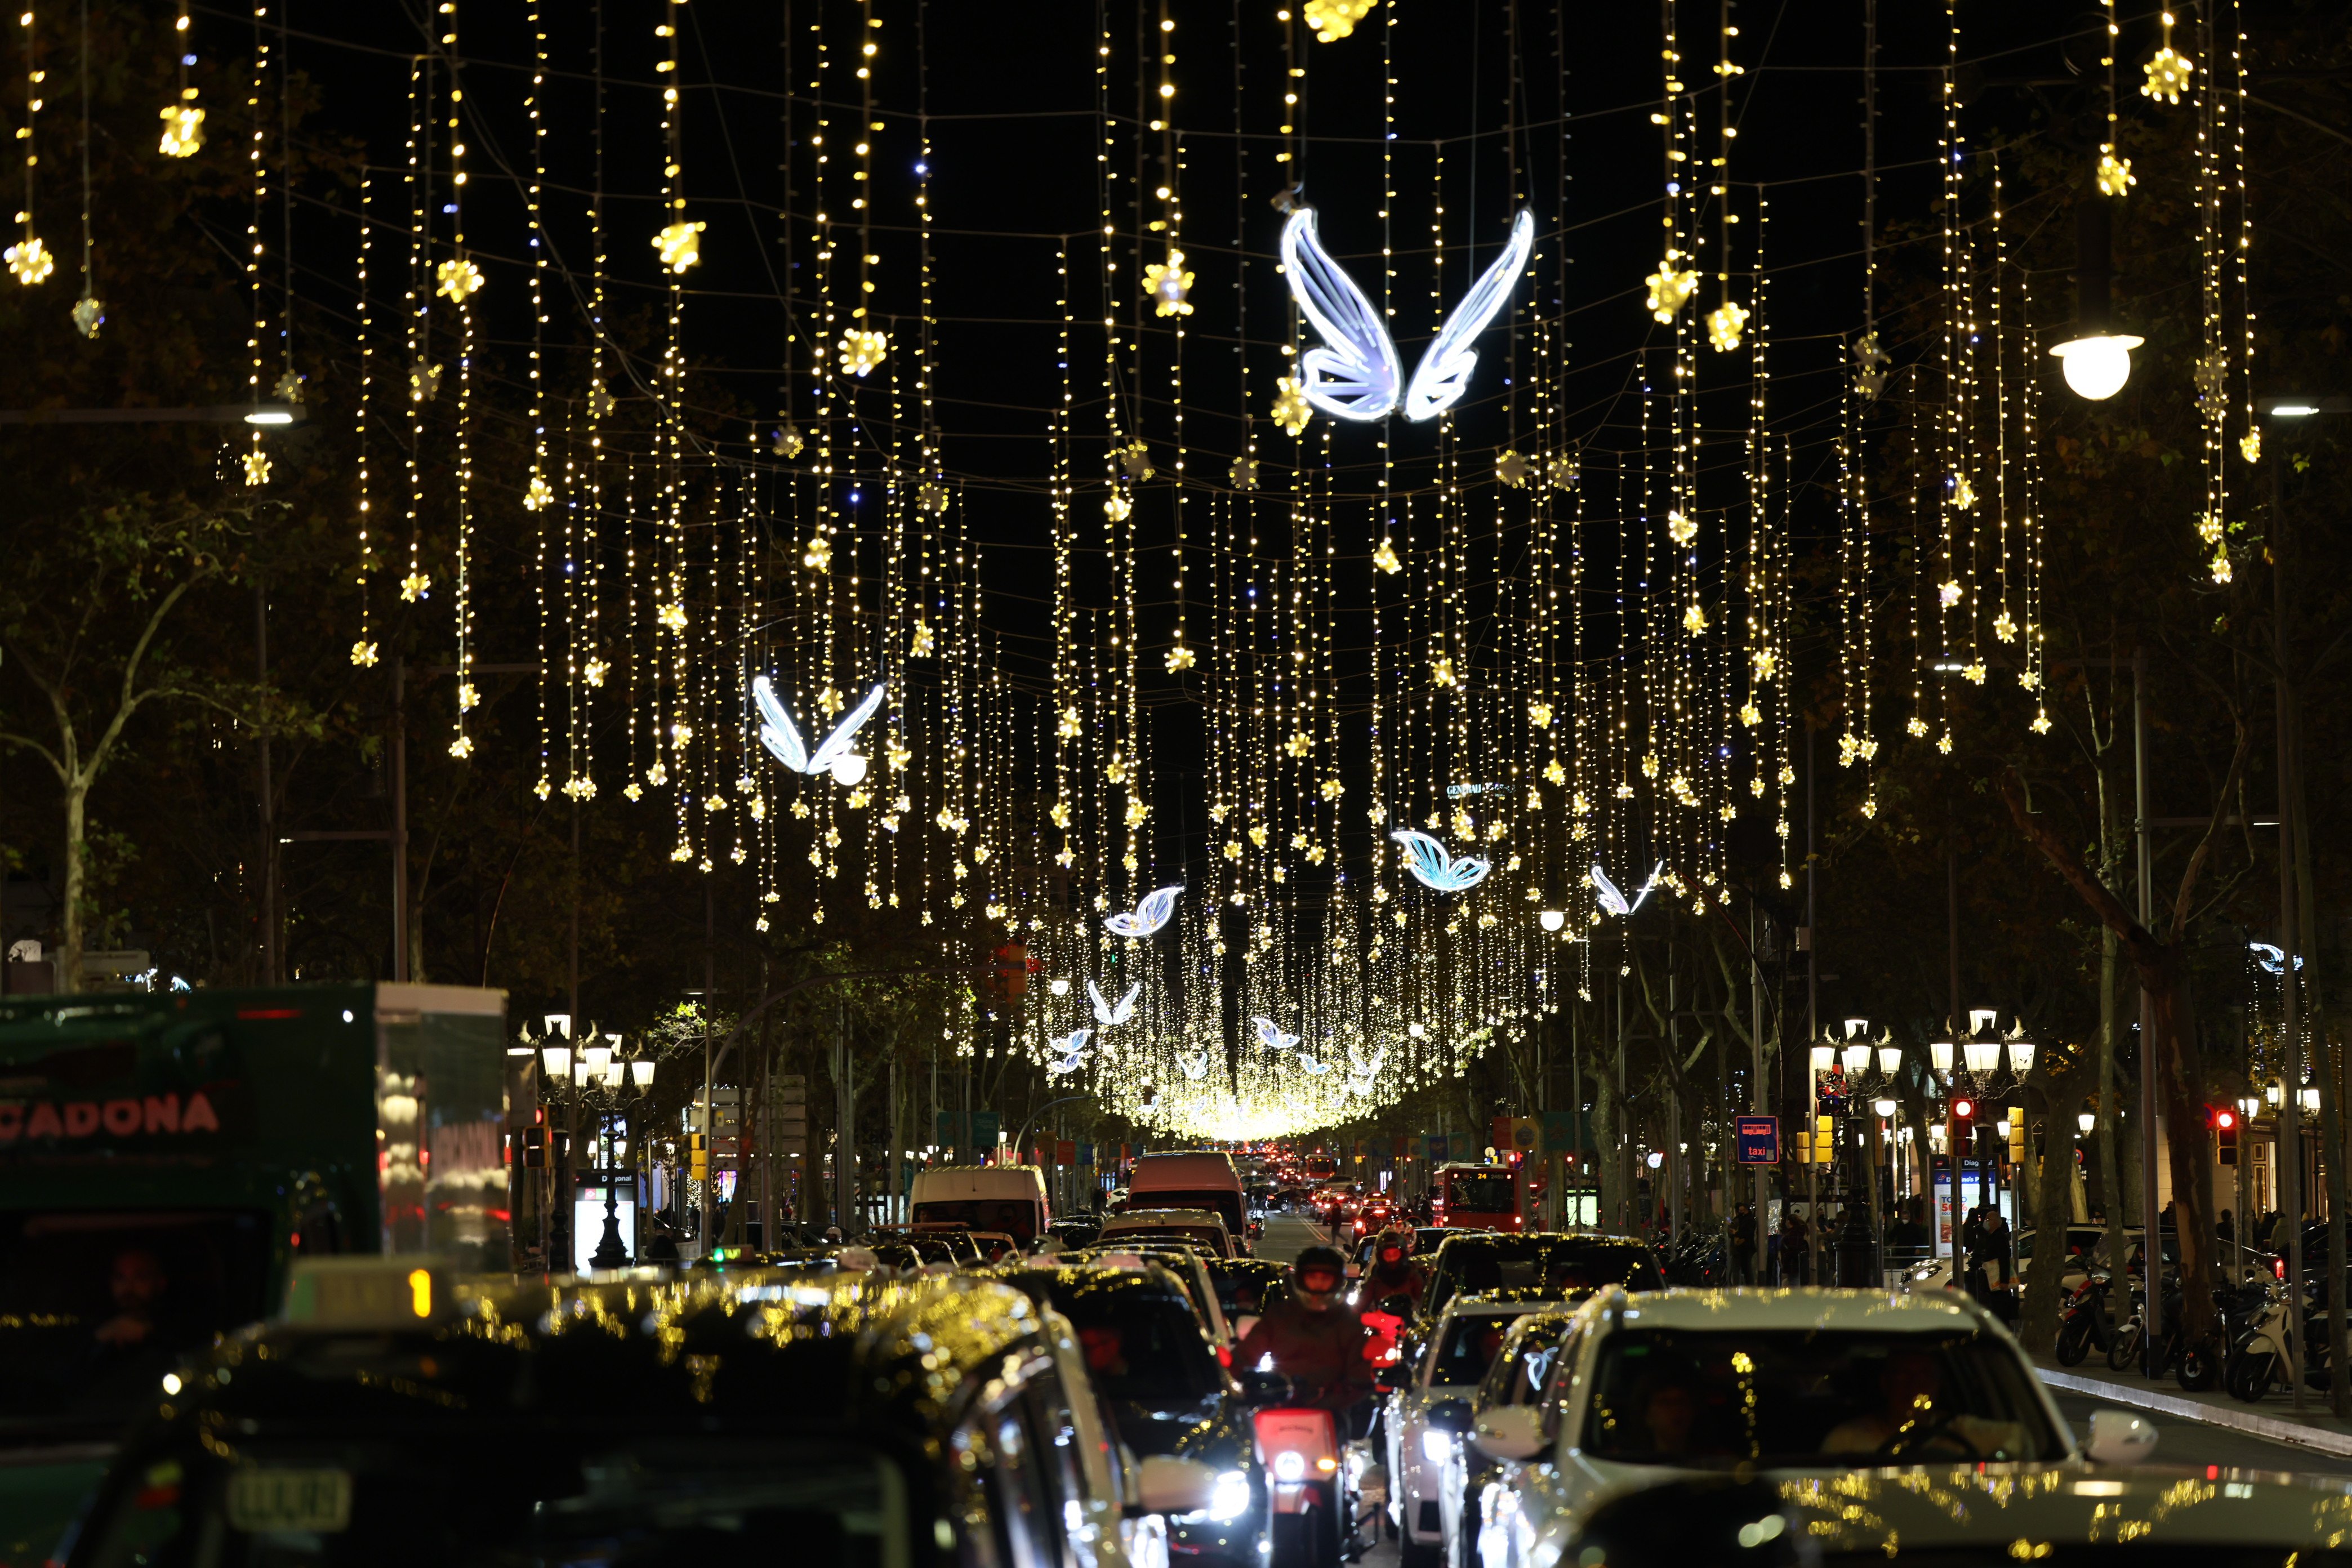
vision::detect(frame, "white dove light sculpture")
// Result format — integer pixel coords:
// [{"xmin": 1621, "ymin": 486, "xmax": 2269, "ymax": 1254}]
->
[
  {"xmin": 1298, "ymin": 1056, "xmax": 1331, "ymax": 1076},
  {"xmin": 1088, "ymin": 980, "xmax": 1140, "ymax": 1028},
  {"xmin": 1391, "ymin": 828, "xmax": 1491, "ymax": 893},
  {"xmin": 1176, "ymin": 1050, "xmax": 1209, "ymax": 1082},
  {"xmin": 1104, "ymin": 885, "xmax": 1184, "ymax": 939},
  {"xmin": 1282, "ymin": 205, "xmax": 1535, "ymax": 424},
  {"xmin": 1251, "ymin": 1016, "xmax": 1300, "ymax": 1052},
  {"xmin": 1044, "ymin": 1027, "xmax": 1092, "ymax": 1079},
  {"xmin": 751, "ymin": 675, "xmax": 888, "ymax": 785},
  {"xmin": 1592, "ymin": 861, "xmax": 1665, "ymax": 917}
]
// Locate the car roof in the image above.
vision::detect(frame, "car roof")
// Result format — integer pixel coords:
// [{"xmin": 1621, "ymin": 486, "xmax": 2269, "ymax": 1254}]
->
[
  {"xmin": 1447, "ymin": 1287, "xmax": 1590, "ymax": 1315},
  {"xmin": 152, "ymin": 1267, "xmax": 1052, "ymax": 1444},
  {"xmin": 1597, "ymin": 1286, "xmax": 1997, "ymax": 1333},
  {"xmin": 1107, "ymin": 1208, "xmax": 1224, "ymax": 1226}
]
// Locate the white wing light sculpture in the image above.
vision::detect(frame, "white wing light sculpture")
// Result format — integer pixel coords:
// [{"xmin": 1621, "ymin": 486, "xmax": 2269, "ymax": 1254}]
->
[
  {"xmin": 1104, "ymin": 885, "xmax": 1184, "ymax": 939},
  {"xmin": 752, "ymin": 675, "xmax": 888, "ymax": 783},
  {"xmin": 1251, "ymin": 1015, "xmax": 1300, "ymax": 1052},
  {"xmin": 1390, "ymin": 828, "xmax": 1491, "ymax": 893},
  {"xmin": 1281, "ymin": 204, "xmax": 1535, "ymax": 424},
  {"xmin": 1044, "ymin": 1027, "xmax": 1093, "ymax": 1080},
  {"xmin": 1089, "ymin": 980, "xmax": 1141, "ymax": 1028},
  {"xmin": 1591, "ymin": 861, "xmax": 1665, "ymax": 917},
  {"xmin": 1298, "ymin": 1056, "xmax": 1330, "ymax": 1076},
  {"xmin": 1176, "ymin": 1050, "xmax": 1210, "ymax": 1082}
]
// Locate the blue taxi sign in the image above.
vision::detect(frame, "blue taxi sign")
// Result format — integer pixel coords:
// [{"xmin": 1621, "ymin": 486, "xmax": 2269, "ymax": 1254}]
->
[{"xmin": 1735, "ymin": 1116, "xmax": 1779, "ymax": 1165}]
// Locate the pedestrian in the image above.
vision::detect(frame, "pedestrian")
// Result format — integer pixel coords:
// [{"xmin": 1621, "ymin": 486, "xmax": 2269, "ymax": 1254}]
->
[
  {"xmin": 1730, "ymin": 1203, "xmax": 1757, "ymax": 1285},
  {"xmin": 1777, "ymin": 1209, "xmax": 1810, "ymax": 1286},
  {"xmin": 2218, "ymin": 1208, "xmax": 2236, "ymax": 1244}
]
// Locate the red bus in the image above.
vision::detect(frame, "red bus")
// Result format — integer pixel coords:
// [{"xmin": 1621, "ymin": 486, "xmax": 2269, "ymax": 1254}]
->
[
  {"xmin": 1432, "ymin": 1162, "xmax": 1524, "ymax": 1231},
  {"xmin": 1303, "ymin": 1152, "xmax": 1340, "ymax": 1182}
]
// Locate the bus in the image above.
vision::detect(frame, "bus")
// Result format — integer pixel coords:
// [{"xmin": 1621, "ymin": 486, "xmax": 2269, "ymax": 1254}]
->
[
  {"xmin": 0, "ymin": 982, "xmax": 509, "ymax": 1567},
  {"xmin": 1433, "ymin": 1161, "xmax": 1525, "ymax": 1231},
  {"xmin": 1303, "ymin": 1152, "xmax": 1340, "ymax": 1182}
]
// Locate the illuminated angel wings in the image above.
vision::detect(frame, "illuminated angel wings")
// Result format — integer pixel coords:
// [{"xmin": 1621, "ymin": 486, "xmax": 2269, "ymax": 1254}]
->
[
  {"xmin": 752, "ymin": 675, "xmax": 887, "ymax": 776},
  {"xmin": 1045, "ymin": 1027, "xmax": 1093, "ymax": 1079},
  {"xmin": 1089, "ymin": 979, "xmax": 1140, "ymax": 1028},
  {"xmin": 1284, "ymin": 205, "xmax": 1536, "ymax": 424},
  {"xmin": 1592, "ymin": 861, "xmax": 1665, "ymax": 918},
  {"xmin": 1391, "ymin": 828, "xmax": 1491, "ymax": 894},
  {"xmin": 1251, "ymin": 1015, "xmax": 1300, "ymax": 1052}
]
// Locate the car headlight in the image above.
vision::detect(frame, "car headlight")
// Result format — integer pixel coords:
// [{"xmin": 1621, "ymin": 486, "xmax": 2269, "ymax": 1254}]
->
[
  {"xmin": 1421, "ymin": 1429, "xmax": 1455, "ymax": 1465},
  {"xmin": 1209, "ymin": 1470, "xmax": 1251, "ymax": 1522}
]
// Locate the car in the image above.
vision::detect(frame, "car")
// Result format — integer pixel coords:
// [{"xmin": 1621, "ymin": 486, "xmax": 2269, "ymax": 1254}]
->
[
  {"xmin": 1052, "ymin": 1215, "xmax": 1107, "ymax": 1249},
  {"xmin": 1419, "ymin": 1233, "xmax": 1664, "ymax": 1322},
  {"xmin": 1444, "ymin": 1303, "xmax": 1582, "ymax": 1568},
  {"xmin": 1560, "ymin": 1464, "xmax": 2352, "ymax": 1568},
  {"xmin": 1383, "ymin": 1291, "xmax": 1575, "ymax": 1568},
  {"xmin": 60, "ymin": 1257, "xmax": 1222, "ymax": 1568},
  {"xmin": 1100, "ymin": 1206, "xmax": 1241, "ymax": 1259},
  {"xmin": 997, "ymin": 1261, "xmax": 1275, "ymax": 1568},
  {"xmin": 1467, "ymin": 1287, "xmax": 2110, "ymax": 1568}
]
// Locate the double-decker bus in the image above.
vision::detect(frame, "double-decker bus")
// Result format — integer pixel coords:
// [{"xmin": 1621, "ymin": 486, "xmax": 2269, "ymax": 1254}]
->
[{"xmin": 1432, "ymin": 1161, "xmax": 1524, "ymax": 1231}]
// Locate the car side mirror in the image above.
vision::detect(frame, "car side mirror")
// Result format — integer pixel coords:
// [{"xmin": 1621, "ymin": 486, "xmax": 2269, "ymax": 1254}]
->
[
  {"xmin": 2084, "ymin": 1409, "xmax": 2159, "ymax": 1465},
  {"xmin": 1426, "ymin": 1397, "xmax": 1472, "ymax": 1435},
  {"xmin": 1134, "ymin": 1455, "xmax": 1219, "ymax": 1517},
  {"xmin": 1472, "ymin": 1406, "xmax": 1547, "ymax": 1462}
]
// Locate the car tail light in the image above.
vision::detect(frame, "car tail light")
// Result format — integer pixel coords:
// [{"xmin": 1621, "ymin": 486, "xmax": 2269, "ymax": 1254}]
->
[
  {"xmin": 2277, "ymin": 1257, "xmax": 2288, "ymax": 1280},
  {"xmin": 1218, "ymin": 1343, "xmax": 1234, "ymax": 1368}
]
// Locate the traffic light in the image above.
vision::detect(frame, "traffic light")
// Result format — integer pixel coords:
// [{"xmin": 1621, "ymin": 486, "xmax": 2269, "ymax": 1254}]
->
[
  {"xmin": 521, "ymin": 1125, "xmax": 547, "ymax": 1169},
  {"xmin": 1949, "ymin": 1098, "xmax": 1975, "ymax": 1147},
  {"xmin": 690, "ymin": 1131, "xmax": 709, "ymax": 1182},
  {"xmin": 2213, "ymin": 1104, "xmax": 2240, "ymax": 1166}
]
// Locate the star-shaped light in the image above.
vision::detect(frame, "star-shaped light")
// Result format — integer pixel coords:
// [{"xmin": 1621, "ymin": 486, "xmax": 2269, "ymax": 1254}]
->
[
  {"xmin": 1430, "ymin": 653, "xmax": 1456, "ymax": 687},
  {"xmin": 6, "ymin": 235, "xmax": 53, "ymax": 286},
  {"xmin": 449, "ymin": 734, "xmax": 475, "ymax": 760},
  {"xmin": 1496, "ymin": 449, "xmax": 1529, "ymax": 487},
  {"xmin": 1285, "ymin": 732, "xmax": 1312, "ymax": 758},
  {"xmin": 1143, "ymin": 250, "xmax": 1194, "ymax": 317},
  {"xmin": 2241, "ymin": 429, "xmax": 2262, "ymax": 464},
  {"xmin": 1302, "ymin": 0, "xmax": 1378, "ymax": 42},
  {"xmin": 1121, "ymin": 441, "xmax": 1155, "ymax": 480},
  {"xmin": 350, "ymin": 641, "xmax": 380, "ymax": 668},
  {"xmin": 1952, "ymin": 474, "xmax": 1977, "ymax": 509},
  {"xmin": 1752, "ymin": 647, "xmax": 1778, "ymax": 678},
  {"xmin": 523, "ymin": 475, "xmax": 554, "ymax": 511},
  {"xmin": 2142, "ymin": 42, "xmax": 2194, "ymax": 105},
  {"xmin": 2097, "ymin": 150, "xmax": 2135, "ymax": 197},
  {"xmin": 242, "ymin": 448, "xmax": 272, "ymax": 487},
  {"xmin": 917, "ymin": 481, "xmax": 950, "ymax": 514},
  {"xmin": 1853, "ymin": 329, "xmax": 1890, "ymax": 400},
  {"xmin": 409, "ymin": 364, "xmax": 443, "ymax": 403},
  {"xmin": 1373, "ymin": 537, "xmax": 1402, "ymax": 574},
  {"xmin": 1528, "ymin": 701, "xmax": 1553, "ymax": 729},
  {"xmin": 434, "ymin": 259, "xmax": 483, "ymax": 303},
  {"xmin": 1272, "ymin": 376, "xmax": 1312, "ymax": 436},
  {"xmin": 803, "ymin": 534, "xmax": 832, "ymax": 572},
  {"xmin": 1165, "ymin": 642, "xmax": 1196, "ymax": 671},
  {"xmin": 772, "ymin": 424, "xmax": 805, "ymax": 457},
  {"xmin": 1667, "ymin": 509, "xmax": 1698, "ymax": 547},
  {"xmin": 838, "ymin": 328, "xmax": 888, "ymax": 376},
  {"xmin": 1739, "ymin": 700, "xmax": 1761, "ymax": 727},
  {"xmin": 1103, "ymin": 491, "xmax": 1133, "ymax": 522},
  {"xmin": 1645, "ymin": 254, "xmax": 1699, "ymax": 322},
  {"xmin": 657, "ymin": 602, "xmax": 688, "ymax": 632},
  {"xmin": 401, "ymin": 571, "xmax": 431, "ymax": 602},
  {"xmin": 1546, "ymin": 452, "xmax": 1577, "ymax": 487},
  {"xmin": 1682, "ymin": 602, "xmax": 1708, "ymax": 635},
  {"xmin": 158, "ymin": 96, "xmax": 204, "ymax": 157},
  {"xmin": 1706, "ymin": 299, "xmax": 1748, "ymax": 351},
  {"xmin": 1230, "ymin": 455, "xmax": 1258, "ymax": 489},
  {"xmin": 1993, "ymin": 611, "xmax": 2017, "ymax": 643},
  {"xmin": 910, "ymin": 621, "xmax": 936, "ymax": 657},
  {"xmin": 654, "ymin": 220, "xmax": 706, "ymax": 273},
  {"xmin": 1939, "ymin": 578, "xmax": 1963, "ymax": 607},
  {"xmin": 584, "ymin": 659, "xmax": 609, "ymax": 687},
  {"xmin": 70, "ymin": 293, "xmax": 102, "ymax": 338}
]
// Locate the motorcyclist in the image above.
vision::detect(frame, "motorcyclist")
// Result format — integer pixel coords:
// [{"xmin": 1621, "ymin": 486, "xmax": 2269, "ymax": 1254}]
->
[
  {"xmin": 1356, "ymin": 1228, "xmax": 1426, "ymax": 1313},
  {"xmin": 1237, "ymin": 1245, "xmax": 1376, "ymax": 1414}
]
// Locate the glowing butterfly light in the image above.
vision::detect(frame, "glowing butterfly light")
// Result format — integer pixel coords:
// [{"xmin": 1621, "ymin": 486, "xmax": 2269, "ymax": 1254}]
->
[
  {"xmin": 1298, "ymin": 1056, "xmax": 1330, "ymax": 1076},
  {"xmin": 1282, "ymin": 205, "xmax": 1535, "ymax": 424},
  {"xmin": 1390, "ymin": 828, "xmax": 1491, "ymax": 893},
  {"xmin": 751, "ymin": 675, "xmax": 887, "ymax": 784},
  {"xmin": 1592, "ymin": 861, "xmax": 1665, "ymax": 918},
  {"xmin": 1045, "ymin": 1027, "xmax": 1093, "ymax": 1079},
  {"xmin": 1251, "ymin": 1016, "xmax": 1300, "ymax": 1053},
  {"xmin": 1089, "ymin": 980, "xmax": 1140, "ymax": 1028},
  {"xmin": 1104, "ymin": 885, "xmax": 1184, "ymax": 939}
]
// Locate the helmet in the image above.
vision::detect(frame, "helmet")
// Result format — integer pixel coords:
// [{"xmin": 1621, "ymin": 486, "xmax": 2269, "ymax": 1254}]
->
[
  {"xmin": 1375, "ymin": 1228, "xmax": 1410, "ymax": 1265},
  {"xmin": 1293, "ymin": 1245, "xmax": 1346, "ymax": 1292}
]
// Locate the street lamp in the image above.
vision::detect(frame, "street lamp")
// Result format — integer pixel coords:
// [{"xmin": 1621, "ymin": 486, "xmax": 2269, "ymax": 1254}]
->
[
  {"xmin": 1539, "ymin": 908, "xmax": 1567, "ymax": 933},
  {"xmin": 2078, "ymin": 1112, "xmax": 2097, "ymax": 1134},
  {"xmin": 2051, "ymin": 201, "xmax": 2141, "ymax": 400},
  {"xmin": 1930, "ymin": 1041, "xmax": 1955, "ymax": 1073}
]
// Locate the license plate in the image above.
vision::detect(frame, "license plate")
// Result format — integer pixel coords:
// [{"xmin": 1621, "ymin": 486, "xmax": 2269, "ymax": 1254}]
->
[{"xmin": 227, "ymin": 1469, "xmax": 353, "ymax": 1533}]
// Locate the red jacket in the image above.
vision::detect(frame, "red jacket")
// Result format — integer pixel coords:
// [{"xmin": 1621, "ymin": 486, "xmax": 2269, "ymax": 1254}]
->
[{"xmin": 1236, "ymin": 1298, "xmax": 1376, "ymax": 1412}]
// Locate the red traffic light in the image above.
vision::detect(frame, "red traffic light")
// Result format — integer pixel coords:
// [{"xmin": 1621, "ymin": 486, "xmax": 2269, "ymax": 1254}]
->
[
  {"xmin": 1951, "ymin": 1098, "xmax": 1975, "ymax": 1120},
  {"xmin": 2217, "ymin": 1108, "xmax": 2238, "ymax": 1130}
]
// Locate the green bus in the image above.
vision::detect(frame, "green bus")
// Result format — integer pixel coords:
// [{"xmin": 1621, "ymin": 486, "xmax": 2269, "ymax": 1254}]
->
[{"xmin": 0, "ymin": 982, "xmax": 511, "ymax": 1568}]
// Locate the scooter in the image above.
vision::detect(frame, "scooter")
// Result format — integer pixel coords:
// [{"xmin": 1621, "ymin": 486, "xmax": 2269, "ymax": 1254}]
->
[
  {"xmin": 1257, "ymin": 1405, "xmax": 1384, "ymax": 1568},
  {"xmin": 2225, "ymin": 1285, "xmax": 2337, "ymax": 1402},
  {"xmin": 2053, "ymin": 1271, "xmax": 2118, "ymax": 1366}
]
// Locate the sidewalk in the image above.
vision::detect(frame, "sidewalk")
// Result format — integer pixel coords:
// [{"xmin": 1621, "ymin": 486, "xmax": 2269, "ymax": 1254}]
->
[{"xmin": 2032, "ymin": 1352, "xmax": 2352, "ymax": 1458}]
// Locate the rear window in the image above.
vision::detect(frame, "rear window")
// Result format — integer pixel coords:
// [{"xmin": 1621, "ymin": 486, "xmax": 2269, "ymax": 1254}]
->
[
  {"xmin": 912, "ymin": 1200, "xmax": 1039, "ymax": 1241},
  {"xmin": 1434, "ymin": 1241, "xmax": 1661, "ymax": 1307},
  {"xmin": 1446, "ymin": 1173, "xmax": 1518, "ymax": 1213},
  {"xmin": 1427, "ymin": 1315, "xmax": 1512, "ymax": 1387},
  {"xmin": 1058, "ymin": 1291, "xmax": 1223, "ymax": 1403}
]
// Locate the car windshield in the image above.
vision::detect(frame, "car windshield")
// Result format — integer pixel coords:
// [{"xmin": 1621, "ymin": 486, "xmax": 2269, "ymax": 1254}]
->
[
  {"xmin": 1105, "ymin": 1226, "xmax": 1223, "ymax": 1253},
  {"xmin": 1209, "ymin": 1264, "xmax": 1288, "ymax": 1319},
  {"xmin": 1479, "ymin": 1321, "xmax": 1570, "ymax": 1408},
  {"xmin": 912, "ymin": 1198, "xmax": 1037, "ymax": 1240},
  {"xmin": 1060, "ymin": 1290, "xmax": 1224, "ymax": 1403},
  {"xmin": 1581, "ymin": 1328, "xmax": 2061, "ymax": 1467},
  {"xmin": 1447, "ymin": 1173, "xmax": 1517, "ymax": 1211},
  {"xmin": 81, "ymin": 1437, "xmax": 908, "ymax": 1568},
  {"xmin": 0, "ymin": 1209, "xmax": 273, "ymax": 1438},
  {"xmin": 1428, "ymin": 1316, "xmax": 1513, "ymax": 1386}
]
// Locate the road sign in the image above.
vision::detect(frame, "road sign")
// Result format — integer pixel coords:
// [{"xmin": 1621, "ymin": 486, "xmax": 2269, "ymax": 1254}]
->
[
  {"xmin": 935, "ymin": 1109, "xmax": 1001, "ymax": 1151},
  {"xmin": 1735, "ymin": 1115, "xmax": 1780, "ymax": 1165}
]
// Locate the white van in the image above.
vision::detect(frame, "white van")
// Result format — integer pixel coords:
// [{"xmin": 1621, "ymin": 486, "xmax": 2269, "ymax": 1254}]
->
[
  {"xmin": 1121, "ymin": 1151, "xmax": 1251, "ymax": 1252},
  {"xmin": 909, "ymin": 1164, "xmax": 1051, "ymax": 1244}
]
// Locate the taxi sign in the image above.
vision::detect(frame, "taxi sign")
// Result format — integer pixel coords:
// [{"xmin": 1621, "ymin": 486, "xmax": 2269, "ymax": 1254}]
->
[
  {"xmin": 227, "ymin": 1468, "xmax": 352, "ymax": 1533},
  {"xmin": 1735, "ymin": 1116, "xmax": 1779, "ymax": 1165},
  {"xmin": 279, "ymin": 1257, "xmax": 455, "ymax": 1329}
]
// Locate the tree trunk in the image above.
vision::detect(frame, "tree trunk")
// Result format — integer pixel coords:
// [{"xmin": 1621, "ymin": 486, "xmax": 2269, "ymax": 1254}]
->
[
  {"xmin": 59, "ymin": 775, "xmax": 86, "ymax": 994},
  {"xmin": 2021, "ymin": 1064, "xmax": 2092, "ymax": 1351}
]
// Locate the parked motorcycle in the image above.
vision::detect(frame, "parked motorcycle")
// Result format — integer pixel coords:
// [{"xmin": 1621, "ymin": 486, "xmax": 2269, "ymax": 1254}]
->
[
  {"xmin": 2225, "ymin": 1284, "xmax": 2337, "ymax": 1402},
  {"xmin": 2053, "ymin": 1271, "xmax": 2118, "ymax": 1366}
]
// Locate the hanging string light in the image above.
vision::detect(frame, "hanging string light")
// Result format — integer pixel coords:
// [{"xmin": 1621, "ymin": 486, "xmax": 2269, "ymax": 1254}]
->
[
  {"xmin": 440, "ymin": 0, "xmax": 478, "ymax": 759},
  {"xmin": 158, "ymin": 0, "xmax": 201, "ymax": 156},
  {"xmin": 6, "ymin": 1, "xmax": 47, "ymax": 287}
]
